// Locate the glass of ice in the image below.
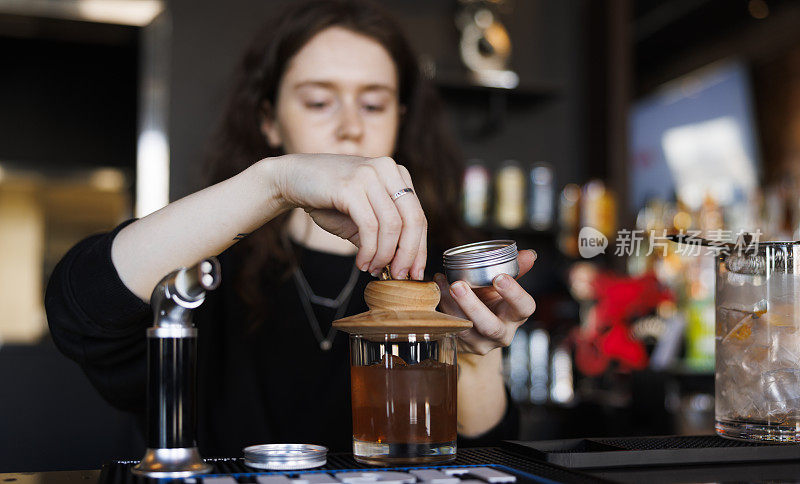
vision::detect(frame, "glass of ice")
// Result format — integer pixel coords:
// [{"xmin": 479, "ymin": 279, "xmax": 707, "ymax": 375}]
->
[
  {"xmin": 715, "ymin": 242, "xmax": 800, "ymax": 441},
  {"xmin": 349, "ymin": 332, "xmax": 458, "ymax": 465}
]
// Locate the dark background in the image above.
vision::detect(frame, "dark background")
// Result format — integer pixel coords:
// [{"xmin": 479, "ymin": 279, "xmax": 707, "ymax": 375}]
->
[
  {"xmin": 0, "ymin": 16, "xmax": 138, "ymax": 171},
  {"xmin": 165, "ymin": 0, "xmax": 590, "ymax": 201}
]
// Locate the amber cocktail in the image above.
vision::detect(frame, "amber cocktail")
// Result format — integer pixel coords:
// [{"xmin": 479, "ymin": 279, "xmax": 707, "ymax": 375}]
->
[
  {"xmin": 349, "ymin": 334, "xmax": 457, "ymax": 465},
  {"xmin": 333, "ymin": 280, "xmax": 471, "ymax": 465}
]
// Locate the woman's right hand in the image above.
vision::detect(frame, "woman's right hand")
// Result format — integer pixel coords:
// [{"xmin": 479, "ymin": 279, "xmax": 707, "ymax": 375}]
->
[{"xmin": 265, "ymin": 154, "xmax": 428, "ymax": 280}]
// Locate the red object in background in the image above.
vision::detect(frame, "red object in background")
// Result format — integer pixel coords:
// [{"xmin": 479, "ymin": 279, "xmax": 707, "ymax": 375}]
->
[{"xmin": 573, "ymin": 272, "xmax": 673, "ymax": 376}]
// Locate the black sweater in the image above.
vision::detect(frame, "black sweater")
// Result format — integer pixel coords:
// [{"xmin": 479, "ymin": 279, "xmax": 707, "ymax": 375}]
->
[{"xmin": 45, "ymin": 220, "xmax": 518, "ymax": 458}]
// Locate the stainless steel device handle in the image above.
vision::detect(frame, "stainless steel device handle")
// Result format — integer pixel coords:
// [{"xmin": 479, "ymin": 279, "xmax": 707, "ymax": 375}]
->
[
  {"xmin": 133, "ymin": 257, "xmax": 219, "ymax": 478},
  {"xmin": 150, "ymin": 257, "xmax": 221, "ymax": 326}
]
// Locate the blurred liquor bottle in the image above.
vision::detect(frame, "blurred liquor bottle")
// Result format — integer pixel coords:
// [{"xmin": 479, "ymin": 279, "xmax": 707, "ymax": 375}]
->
[
  {"xmin": 558, "ymin": 183, "xmax": 581, "ymax": 257},
  {"xmin": 580, "ymin": 180, "xmax": 617, "ymax": 239},
  {"xmin": 462, "ymin": 161, "xmax": 491, "ymax": 227},
  {"xmin": 698, "ymin": 193, "xmax": 724, "ymax": 238},
  {"xmin": 766, "ymin": 179, "xmax": 800, "ymax": 240},
  {"xmin": 550, "ymin": 344, "xmax": 574, "ymax": 405},
  {"xmin": 683, "ymin": 255, "xmax": 716, "ymax": 373},
  {"xmin": 528, "ymin": 163, "xmax": 554, "ymax": 231},
  {"xmin": 761, "ymin": 187, "xmax": 785, "ymax": 240},
  {"xmin": 494, "ymin": 161, "xmax": 526, "ymax": 229},
  {"xmin": 529, "ymin": 328, "xmax": 551, "ymax": 404},
  {"xmin": 503, "ymin": 325, "xmax": 570, "ymax": 406},
  {"xmin": 505, "ymin": 327, "xmax": 530, "ymax": 403},
  {"xmin": 683, "ymin": 194, "xmax": 720, "ymax": 372}
]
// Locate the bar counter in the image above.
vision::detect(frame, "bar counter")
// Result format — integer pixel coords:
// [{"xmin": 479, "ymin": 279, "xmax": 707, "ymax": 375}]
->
[{"xmin": 3, "ymin": 437, "xmax": 800, "ymax": 484}]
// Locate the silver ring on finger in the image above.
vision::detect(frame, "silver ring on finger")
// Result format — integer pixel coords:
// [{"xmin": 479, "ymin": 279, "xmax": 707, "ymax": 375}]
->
[{"xmin": 391, "ymin": 187, "xmax": 414, "ymax": 202}]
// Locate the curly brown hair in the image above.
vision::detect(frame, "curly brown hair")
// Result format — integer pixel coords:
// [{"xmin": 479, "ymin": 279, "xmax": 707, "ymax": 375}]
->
[{"xmin": 204, "ymin": 0, "xmax": 468, "ymax": 324}]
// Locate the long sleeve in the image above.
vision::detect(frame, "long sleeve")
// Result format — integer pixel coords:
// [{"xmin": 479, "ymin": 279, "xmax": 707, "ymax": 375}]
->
[{"xmin": 44, "ymin": 219, "xmax": 151, "ymax": 413}]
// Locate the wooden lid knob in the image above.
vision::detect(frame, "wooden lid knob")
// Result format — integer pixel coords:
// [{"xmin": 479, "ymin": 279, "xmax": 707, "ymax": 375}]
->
[
  {"xmin": 332, "ymin": 280, "xmax": 471, "ymax": 334},
  {"xmin": 364, "ymin": 280, "xmax": 440, "ymax": 311}
]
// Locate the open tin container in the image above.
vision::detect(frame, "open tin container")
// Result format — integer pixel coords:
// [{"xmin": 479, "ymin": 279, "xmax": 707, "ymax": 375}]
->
[
  {"xmin": 333, "ymin": 280, "xmax": 472, "ymax": 465},
  {"xmin": 443, "ymin": 240, "xmax": 519, "ymax": 288}
]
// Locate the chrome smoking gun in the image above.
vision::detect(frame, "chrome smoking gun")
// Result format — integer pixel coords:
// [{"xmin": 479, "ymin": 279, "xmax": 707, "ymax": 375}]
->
[{"xmin": 132, "ymin": 258, "xmax": 220, "ymax": 478}]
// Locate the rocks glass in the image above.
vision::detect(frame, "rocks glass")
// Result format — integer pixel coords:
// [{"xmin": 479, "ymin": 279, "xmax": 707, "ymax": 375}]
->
[
  {"xmin": 715, "ymin": 242, "xmax": 800, "ymax": 441},
  {"xmin": 334, "ymin": 280, "xmax": 471, "ymax": 464}
]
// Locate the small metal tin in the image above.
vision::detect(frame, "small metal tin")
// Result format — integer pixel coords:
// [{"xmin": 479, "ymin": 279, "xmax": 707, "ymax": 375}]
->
[
  {"xmin": 243, "ymin": 444, "xmax": 327, "ymax": 470},
  {"xmin": 443, "ymin": 240, "xmax": 519, "ymax": 287}
]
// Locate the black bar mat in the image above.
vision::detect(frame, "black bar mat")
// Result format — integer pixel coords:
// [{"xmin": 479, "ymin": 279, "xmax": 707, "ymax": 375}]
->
[
  {"xmin": 99, "ymin": 447, "xmax": 611, "ymax": 484},
  {"xmin": 507, "ymin": 435, "xmax": 800, "ymax": 469}
]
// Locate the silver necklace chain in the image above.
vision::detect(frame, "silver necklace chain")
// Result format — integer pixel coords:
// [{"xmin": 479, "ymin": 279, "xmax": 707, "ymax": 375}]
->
[{"xmin": 292, "ymin": 263, "xmax": 360, "ymax": 351}]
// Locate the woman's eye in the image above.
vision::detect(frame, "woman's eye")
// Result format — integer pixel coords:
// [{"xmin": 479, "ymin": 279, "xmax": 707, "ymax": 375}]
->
[
  {"xmin": 305, "ymin": 100, "xmax": 330, "ymax": 109},
  {"xmin": 363, "ymin": 104, "xmax": 386, "ymax": 113}
]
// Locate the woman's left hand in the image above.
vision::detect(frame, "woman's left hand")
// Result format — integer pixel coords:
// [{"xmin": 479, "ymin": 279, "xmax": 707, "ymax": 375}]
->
[{"xmin": 434, "ymin": 250, "xmax": 537, "ymax": 355}]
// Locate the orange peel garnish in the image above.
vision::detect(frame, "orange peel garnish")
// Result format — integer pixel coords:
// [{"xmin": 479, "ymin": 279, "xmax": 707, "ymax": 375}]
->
[{"xmin": 730, "ymin": 323, "xmax": 752, "ymax": 341}]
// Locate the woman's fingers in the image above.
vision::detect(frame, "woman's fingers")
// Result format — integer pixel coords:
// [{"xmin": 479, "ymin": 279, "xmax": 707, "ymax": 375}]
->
[
  {"xmin": 369, "ymin": 157, "xmax": 426, "ymax": 280},
  {"xmin": 388, "ymin": 192, "xmax": 424, "ymax": 279},
  {"xmin": 307, "ymin": 208, "xmax": 358, "ymax": 242},
  {"xmin": 434, "ymin": 273, "xmax": 490, "ymax": 354},
  {"xmin": 291, "ymin": 155, "xmax": 427, "ymax": 277},
  {"xmin": 434, "ymin": 273, "xmax": 465, "ymax": 318},
  {"xmin": 411, "ymin": 224, "xmax": 428, "ymax": 280},
  {"xmin": 516, "ymin": 249, "xmax": 537, "ymax": 278},
  {"xmin": 434, "ymin": 249, "xmax": 537, "ymax": 354},
  {"xmin": 448, "ymin": 281, "xmax": 509, "ymax": 345},
  {"xmin": 363, "ymin": 178, "xmax": 403, "ymax": 275},
  {"xmin": 491, "ymin": 273, "xmax": 537, "ymax": 322},
  {"xmin": 488, "ymin": 250, "xmax": 537, "ymax": 322},
  {"xmin": 397, "ymin": 164, "xmax": 427, "ymax": 280},
  {"xmin": 342, "ymin": 190, "xmax": 380, "ymax": 272}
]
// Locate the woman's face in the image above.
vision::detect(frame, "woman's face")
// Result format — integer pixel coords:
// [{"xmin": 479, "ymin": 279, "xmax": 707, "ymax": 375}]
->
[{"xmin": 262, "ymin": 27, "xmax": 401, "ymax": 158}]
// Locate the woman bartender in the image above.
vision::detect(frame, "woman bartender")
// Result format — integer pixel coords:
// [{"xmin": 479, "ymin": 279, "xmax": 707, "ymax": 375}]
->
[{"xmin": 45, "ymin": 0, "xmax": 537, "ymax": 456}]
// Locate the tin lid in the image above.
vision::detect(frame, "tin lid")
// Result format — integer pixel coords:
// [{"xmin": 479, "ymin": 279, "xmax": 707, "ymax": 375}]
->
[
  {"xmin": 243, "ymin": 444, "xmax": 327, "ymax": 470},
  {"xmin": 333, "ymin": 281, "xmax": 472, "ymax": 334},
  {"xmin": 443, "ymin": 240, "xmax": 518, "ymax": 269}
]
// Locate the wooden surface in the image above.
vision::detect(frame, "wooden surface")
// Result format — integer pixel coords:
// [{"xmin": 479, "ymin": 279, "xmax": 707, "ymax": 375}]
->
[
  {"xmin": 333, "ymin": 280, "xmax": 472, "ymax": 334},
  {"xmin": 364, "ymin": 280, "xmax": 441, "ymax": 311}
]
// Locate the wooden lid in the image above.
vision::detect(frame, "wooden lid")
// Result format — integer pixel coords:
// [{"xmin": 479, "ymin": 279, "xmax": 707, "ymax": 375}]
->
[{"xmin": 332, "ymin": 280, "xmax": 472, "ymax": 334}]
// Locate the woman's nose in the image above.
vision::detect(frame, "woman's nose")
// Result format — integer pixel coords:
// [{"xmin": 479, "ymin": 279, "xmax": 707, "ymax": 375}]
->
[{"xmin": 335, "ymin": 104, "xmax": 364, "ymax": 142}]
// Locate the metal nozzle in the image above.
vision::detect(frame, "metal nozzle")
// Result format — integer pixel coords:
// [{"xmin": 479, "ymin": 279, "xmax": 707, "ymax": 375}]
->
[
  {"xmin": 175, "ymin": 257, "xmax": 221, "ymax": 301},
  {"xmin": 151, "ymin": 257, "xmax": 221, "ymax": 326}
]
